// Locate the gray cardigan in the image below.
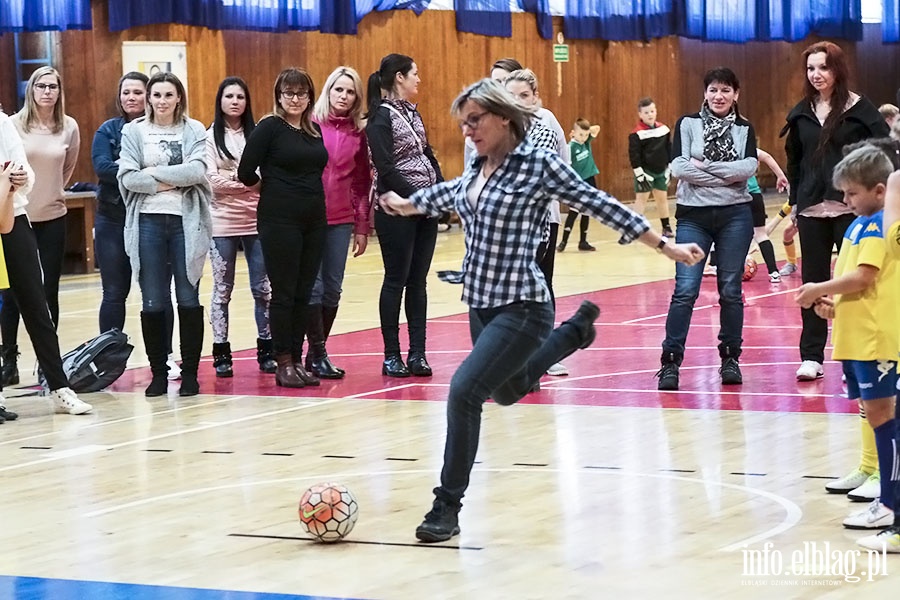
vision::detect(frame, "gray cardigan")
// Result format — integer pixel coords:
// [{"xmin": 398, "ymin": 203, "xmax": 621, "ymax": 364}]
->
[
  {"xmin": 670, "ymin": 111, "xmax": 758, "ymax": 208},
  {"xmin": 118, "ymin": 116, "xmax": 212, "ymax": 286}
]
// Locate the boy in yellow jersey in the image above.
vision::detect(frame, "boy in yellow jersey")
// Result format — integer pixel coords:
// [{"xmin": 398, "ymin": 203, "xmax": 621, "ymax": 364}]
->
[
  {"xmin": 0, "ymin": 163, "xmax": 16, "ymax": 423},
  {"xmin": 858, "ymin": 161, "xmax": 900, "ymax": 552},
  {"xmin": 795, "ymin": 144, "xmax": 899, "ymax": 535}
]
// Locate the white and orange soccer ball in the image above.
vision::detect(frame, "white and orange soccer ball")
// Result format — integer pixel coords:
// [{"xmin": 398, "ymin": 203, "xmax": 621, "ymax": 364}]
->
[{"xmin": 298, "ymin": 482, "xmax": 359, "ymax": 543}]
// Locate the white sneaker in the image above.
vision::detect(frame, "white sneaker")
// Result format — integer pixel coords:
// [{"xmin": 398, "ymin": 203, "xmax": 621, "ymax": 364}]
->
[
  {"xmin": 546, "ymin": 362, "xmax": 569, "ymax": 376},
  {"xmin": 796, "ymin": 360, "xmax": 824, "ymax": 381},
  {"xmin": 857, "ymin": 526, "xmax": 900, "ymax": 552},
  {"xmin": 51, "ymin": 387, "xmax": 93, "ymax": 415},
  {"xmin": 703, "ymin": 264, "xmax": 717, "ymax": 277},
  {"xmin": 825, "ymin": 468, "xmax": 873, "ymax": 494},
  {"xmin": 849, "ymin": 472, "xmax": 881, "ymax": 502},
  {"xmin": 778, "ymin": 262, "xmax": 798, "ymax": 276},
  {"xmin": 843, "ymin": 500, "xmax": 894, "ymax": 529},
  {"xmin": 769, "ymin": 271, "xmax": 781, "ymax": 283},
  {"xmin": 167, "ymin": 354, "xmax": 181, "ymax": 380}
]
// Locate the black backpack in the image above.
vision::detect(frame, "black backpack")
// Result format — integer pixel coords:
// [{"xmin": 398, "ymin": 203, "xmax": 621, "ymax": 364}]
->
[{"xmin": 40, "ymin": 328, "xmax": 134, "ymax": 393}]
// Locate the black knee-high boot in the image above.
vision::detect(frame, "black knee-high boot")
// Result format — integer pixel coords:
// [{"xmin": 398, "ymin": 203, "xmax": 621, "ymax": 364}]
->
[
  {"xmin": 178, "ymin": 306, "xmax": 204, "ymax": 397},
  {"xmin": 305, "ymin": 304, "xmax": 344, "ymax": 379},
  {"xmin": 141, "ymin": 311, "xmax": 169, "ymax": 397}
]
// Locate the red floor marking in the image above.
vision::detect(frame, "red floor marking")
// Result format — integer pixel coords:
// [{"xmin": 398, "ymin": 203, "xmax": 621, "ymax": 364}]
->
[{"xmin": 111, "ymin": 273, "xmax": 850, "ymax": 414}]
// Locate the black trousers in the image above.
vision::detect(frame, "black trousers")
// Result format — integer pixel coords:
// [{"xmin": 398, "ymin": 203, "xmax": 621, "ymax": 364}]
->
[
  {"xmin": 257, "ymin": 217, "xmax": 325, "ymax": 357},
  {"xmin": 1, "ymin": 214, "xmax": 66, "ymax": 344},
  {"xmin": 0, "ymin": 215, "xmax": 68, "ymax": 390},
  {"xmin": 536, "ymin": 222, "xmax": 559, "ymax": 308},
  {"xmin": 373, "ymin": 210, "xmax": 438, "ymax": 356},
  {"xmin": 797, "ymin": 213, "xmax": 854, "ymax": 364}
]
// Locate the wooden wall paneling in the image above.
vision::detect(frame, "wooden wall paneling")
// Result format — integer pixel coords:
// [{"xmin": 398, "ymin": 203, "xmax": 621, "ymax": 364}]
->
[
  {"xmin": 0, "ymin": 34, "xmax": 15, "ymax": 113},
  {"xmin": 51, "ymin": 4, "xmax": 900, "ymax": 200}
]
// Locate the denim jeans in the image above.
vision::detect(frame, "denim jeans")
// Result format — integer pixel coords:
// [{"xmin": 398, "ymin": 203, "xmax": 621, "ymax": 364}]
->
[
  {"xmin": 138, "ymin": 214, "xmax": 200, "ymax": 311},
  {"xmin": 95, "ymin": 211, "xmax": 133, "ymax": 331},
  {"xmin": 309, "ymin": 223, "xmax": 353, "ymax": 308},
  {"xmin": 662, "ymin": 203, "xmax": 753, "ymax": 360},
  {"xmin": 435, "ymin": 301, "xmax": 569, "ymax": 505},
  {"xmin": 209, "ymin": 235, "xmax": 271, "ymax": 343}
]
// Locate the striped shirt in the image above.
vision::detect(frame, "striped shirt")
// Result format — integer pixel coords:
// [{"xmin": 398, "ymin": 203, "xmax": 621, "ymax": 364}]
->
[{"xmin": 408, "ymin": 138, "xmax": 649, "ymax": 308}]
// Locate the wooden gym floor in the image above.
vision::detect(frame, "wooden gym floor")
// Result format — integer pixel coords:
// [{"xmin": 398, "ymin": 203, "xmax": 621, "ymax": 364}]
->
[{"xmin": 0, "ymin": 199, "xmax": 892, "ymax": 599}]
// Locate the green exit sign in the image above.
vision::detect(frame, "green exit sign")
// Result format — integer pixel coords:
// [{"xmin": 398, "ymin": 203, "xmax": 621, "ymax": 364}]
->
[{"xmin": 553, "ymin": 44, "xmax": 569, "ymax": 62}]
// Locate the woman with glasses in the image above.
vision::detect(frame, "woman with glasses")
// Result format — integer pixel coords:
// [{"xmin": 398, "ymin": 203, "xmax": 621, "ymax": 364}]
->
[
  {"xmin": 366, "ymin": 53, "xmax": 443, "ymax": 378},
  {"xmin": 380, "ymin": 78, "xmax": 702, "ymax": 542},
  {"xmin": 2, "ymin": 67, "xmax": 80, "ymax": 386},
  {"xmin": 206, "ymin": 76, "xmax": 275, "ymax": 378},
  {"xmin": 238, "ymin": 68, "xmax": 325, "ymax": 388},
  {"xmin": 118, "ymin": 72, "xmax": 212, "ymax": 397},
  {"xmin": 0, "ymin": 92, "xmax": 92, "ymax": 414}
]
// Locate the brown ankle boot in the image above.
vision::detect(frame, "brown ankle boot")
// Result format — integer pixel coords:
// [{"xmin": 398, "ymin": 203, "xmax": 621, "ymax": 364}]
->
[
  {"xmin": 275, "ymin": 353, "xmax": 304, "ymax": 388},
  {"xmin": 292, "ymin": 361, "xmax": 320, "ymax": 386}
]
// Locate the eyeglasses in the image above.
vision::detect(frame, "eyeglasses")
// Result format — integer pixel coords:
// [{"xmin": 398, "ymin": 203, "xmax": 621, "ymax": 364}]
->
[
  {"xmin": 34, "ymin": 83, "xmax": 60, "ymax": 93},
  {"xmin": 281, "ymin": 90, "xmax": 310, "ymax": 101},
  {"xmin": 458, "ymin": 111, "xmax": 490, "ymax": 132}
]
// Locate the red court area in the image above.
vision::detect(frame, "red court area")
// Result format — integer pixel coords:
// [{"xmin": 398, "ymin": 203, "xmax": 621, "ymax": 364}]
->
[{"xmin": 111, "ymin": 273, "xmax": 850, "ymax": 414}]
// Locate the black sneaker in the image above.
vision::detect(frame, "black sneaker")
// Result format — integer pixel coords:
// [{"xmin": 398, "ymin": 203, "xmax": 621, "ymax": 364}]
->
[
  {"xmin": 415, "ymin": 498, "xmax": 460, "ymax": 543},
  {"xmin": 0, "ymin": 405, "xmax": 17, "ymax": 421},
  {"xmin": 720, "ymin": 357, "xmax": 742, "ymax": 385},
  {"xmin": 656, "ymin": 362, "xmax": 679, "ymax": 390}
]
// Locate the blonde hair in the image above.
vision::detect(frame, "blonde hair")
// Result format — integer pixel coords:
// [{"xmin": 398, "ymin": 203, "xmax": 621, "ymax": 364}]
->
[
  {"xmin": 505, "ymin": 68, "xmax": 539, "ymax": 94},
  {"xmin": 313, "ymin": 66, "xmax": 366, "ymax": 131},
  {"xmin": 19, "ymin": 66, "xmax": 65, "ymax": 133},
  {"xmin": 451, "ymin": 78, "xmax": 536, "ymax": 145},
  {"xmin": 879, "ymin": 103, "xmax": 899, "ymax": 121},
  {"xmin": 832, "ymin": 144, "xmax": 894, "ymax": 190}
]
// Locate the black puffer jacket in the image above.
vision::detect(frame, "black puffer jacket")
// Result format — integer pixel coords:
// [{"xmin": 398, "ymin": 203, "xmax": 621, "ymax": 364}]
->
[{"xmin": 781, "ymin": 97, "xmax": 889, "ymax": 212}]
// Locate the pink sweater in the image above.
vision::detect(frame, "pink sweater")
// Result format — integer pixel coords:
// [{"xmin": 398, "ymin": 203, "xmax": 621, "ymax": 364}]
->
[
  {"xmin": 315, "ymin": 114, "xmax": 371, "ymax": 234},
  {"xmin": 205, "ymin": 125, "xmax": 260, "ymax": 237},
  {"xmin": 13, "ymin": 114, "xmax": 80, "ymax": 223}
]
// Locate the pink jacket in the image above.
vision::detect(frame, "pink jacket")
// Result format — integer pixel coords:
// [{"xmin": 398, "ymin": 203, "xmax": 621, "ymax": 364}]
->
[{"xmin": 316, "ymin": 113, "xmax": 372, "ymax": 234}]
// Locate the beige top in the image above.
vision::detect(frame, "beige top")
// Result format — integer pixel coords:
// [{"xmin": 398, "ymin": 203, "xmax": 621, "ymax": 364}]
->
[{"xmin": 12, "ymin": 113, "xmax": 80, "ymax": 222}]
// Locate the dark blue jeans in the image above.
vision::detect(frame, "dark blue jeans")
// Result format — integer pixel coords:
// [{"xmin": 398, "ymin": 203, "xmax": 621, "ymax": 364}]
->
[
  {"xmin": 309, "ymin": 223, "xmax": 353, "ymax": 308},
  {"xmin": 138, "ymin": 214, "xmax": 200, "ymax": 311},
  {"xmin": 95, "ymin": 210, "xmax": 133, "ymax": 331},
  {"xmin": 662, "ymin": 203, "xmax": 753, "ymax": 360},
  {"xmin": 435, "ymin": 300, "xmax": 582, "ymax": 506}
]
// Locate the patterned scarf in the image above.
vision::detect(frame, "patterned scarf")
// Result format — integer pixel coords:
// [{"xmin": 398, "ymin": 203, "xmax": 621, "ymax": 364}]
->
[{"xmin": 701, "ymin": 101, "xmax": 738, "ymax": 162}]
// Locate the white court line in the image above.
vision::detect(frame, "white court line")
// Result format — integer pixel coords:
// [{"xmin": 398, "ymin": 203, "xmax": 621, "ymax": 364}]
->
[
  {"xmin": 346, "ymin": 383, "xmax": 418, "ymax": 399},
  {"xmin": 0, "ymin": 397, "xmax": 344, "ymax": 474},
  {"xmin": 622, "ymin": 288, "xmax": 798, "ymax": 324},
  {"xmin": 80, "ymin": 467, "xmax": 802, "ymax": 552},
  {"xmin": 0, "ymin": 394, "xmax": 250, "ymax": 447}
]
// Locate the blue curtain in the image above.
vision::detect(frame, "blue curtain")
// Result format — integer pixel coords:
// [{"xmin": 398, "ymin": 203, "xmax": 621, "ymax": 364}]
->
[
  {"xmin": 106, "ymin": 0, "xmax": 869, "ymax": 42},
  {"xmin": 454, "ymin": 0, "xmax": 511, "ymax": 36},
  {"xmin": 0, "ymin": 0, "xmax": 91, "ymax": 32},
  {"xmin": 109, "ymin": 0, "xmax": 322, "ymax": 32},
  {"xmin": 518, "ymin": 0, "xmax": 553, "ymax": 39},
  {"xmin": 886, "ymin": 0, "xmax": 900, "ymax": 42},
  {"xmin": 563, "ymin": 0, "xmax": 679, "ymax": 41},
  {"xmin": 680, "ymin": 0, "xmax": 863, "ymax": 42}
]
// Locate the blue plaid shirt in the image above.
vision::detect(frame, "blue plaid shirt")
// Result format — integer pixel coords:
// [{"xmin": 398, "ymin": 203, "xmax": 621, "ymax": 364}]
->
[{"xmin": 409, "ymin": 138, "xmax": 650, "ymax": 308}]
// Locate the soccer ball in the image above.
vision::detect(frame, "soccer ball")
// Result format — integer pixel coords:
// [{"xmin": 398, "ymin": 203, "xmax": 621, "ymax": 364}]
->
[
  {"xmin": 743, "ymin": 257, "xmax": 758, "ymax": 281},
  {"xmin": 298, "ymin": 482, "xmax": 359, "ymax": 543}
]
